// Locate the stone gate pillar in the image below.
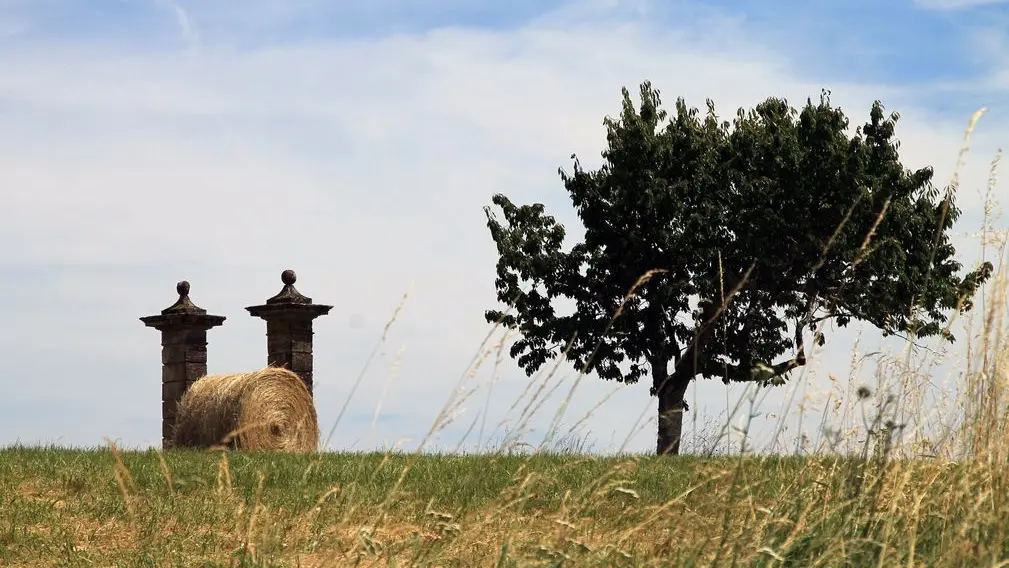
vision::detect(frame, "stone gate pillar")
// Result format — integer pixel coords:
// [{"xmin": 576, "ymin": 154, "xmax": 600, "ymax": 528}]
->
[
  {"xmin": 141, "ymin": 281, "xmax": 226, "ymax": 448},
  {"xmin": 246, "ymin": 270, "xmax": 332, "ymax": 396}
]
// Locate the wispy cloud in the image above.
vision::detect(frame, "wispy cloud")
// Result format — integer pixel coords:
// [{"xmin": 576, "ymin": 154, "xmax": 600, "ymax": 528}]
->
[
  {"xmin": 914, "ymin": 0, "xmax": 1009, "ymax": 10},
  {"xmin": 155, "ymin": 0, "xmax": 199, "ymax": 51}
]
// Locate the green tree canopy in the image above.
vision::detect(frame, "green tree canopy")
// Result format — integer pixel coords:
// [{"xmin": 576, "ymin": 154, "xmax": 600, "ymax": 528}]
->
[{"xmin": 484, "ymin": 82, "xmax": 992, "ymax": 455}]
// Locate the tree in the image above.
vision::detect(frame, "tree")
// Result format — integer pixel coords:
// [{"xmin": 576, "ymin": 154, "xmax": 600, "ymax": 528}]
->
[{"xmin": 483, "ymin": 81, "xmax": 993, "ymax": 455}]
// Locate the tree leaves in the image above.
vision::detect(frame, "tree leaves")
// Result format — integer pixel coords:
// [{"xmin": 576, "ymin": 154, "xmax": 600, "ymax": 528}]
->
[{"xmin": 484, "ymin": 81, "xmax": 992, "ymax": 410}]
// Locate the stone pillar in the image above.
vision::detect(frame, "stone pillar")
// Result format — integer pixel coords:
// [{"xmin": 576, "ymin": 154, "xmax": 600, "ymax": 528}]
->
[
  {"xmin": 141, "ymin": 281, "xmax": 226, "ymax": 448},
  {"xmin": 246, "ymin": 269, "xmax": 332, "ymax": 396}
]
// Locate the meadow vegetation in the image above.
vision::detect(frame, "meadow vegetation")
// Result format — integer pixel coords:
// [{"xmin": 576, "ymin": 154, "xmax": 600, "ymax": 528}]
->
[{"xmin": 2, "ymin": 103, "xmax": 1008, "ymax": 566}]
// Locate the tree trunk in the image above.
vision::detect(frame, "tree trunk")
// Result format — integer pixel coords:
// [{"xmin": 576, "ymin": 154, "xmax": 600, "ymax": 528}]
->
[
  {"xmin": 652, "ymin": 295, "xmax": 725, "ymax": 455},
  {"xmin": 653, "ymin": 359, "xmax": 691, "ymax": 455}
]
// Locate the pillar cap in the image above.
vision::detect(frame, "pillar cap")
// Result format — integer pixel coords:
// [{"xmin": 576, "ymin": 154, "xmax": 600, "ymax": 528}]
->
[
  {"xmin": 267, "ymin": 269, "xmax": 313, "ymax": 305},
  {"xmin": 246, "ymin": 269, "xmax": 333, "ymax": 320},
  {"xmin": 141, "ymin": 280, "xmax": 226, "ymax": 330},
  {"xmin": 163, "ymin": 281, "xmax": 206, "ymax": 314}
]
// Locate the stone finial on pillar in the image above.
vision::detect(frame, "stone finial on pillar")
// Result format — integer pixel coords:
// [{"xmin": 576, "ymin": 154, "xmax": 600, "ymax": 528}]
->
[
  {"xmin": 141, "ymin": 281, "xmax": 226, "ymax": 448},
  {"xmin": 246, "ymin": 270, "xmax": 332, "ymax": 396}
]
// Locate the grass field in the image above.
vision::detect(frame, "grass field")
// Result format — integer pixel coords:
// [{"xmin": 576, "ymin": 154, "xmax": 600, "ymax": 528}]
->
[
  {"xmin": 6, "ymin": 444, "xmax": 1009, "ymax": 566},
  {"xmin": 4, "ymin": 119, "xmax": 1009, "ymax": 567}
]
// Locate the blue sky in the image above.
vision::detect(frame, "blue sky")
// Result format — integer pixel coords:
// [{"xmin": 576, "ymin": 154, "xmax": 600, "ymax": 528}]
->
[
  {"xmin": 0, "ymin": 0, "xmax": 1007, "ymax": 455},
  {"xmin": 4, "ymin": 0, "xmax": 1002, "ymax": 87},
  {"xmin": 3, "ymin": 1, "xmax": 1004, "ymax": 122}
]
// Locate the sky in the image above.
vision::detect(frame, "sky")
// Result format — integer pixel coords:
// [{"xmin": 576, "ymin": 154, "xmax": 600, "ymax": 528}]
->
[{"xmin": 1, "ymin": 0, "xmax": 1008, "ymax": 455}]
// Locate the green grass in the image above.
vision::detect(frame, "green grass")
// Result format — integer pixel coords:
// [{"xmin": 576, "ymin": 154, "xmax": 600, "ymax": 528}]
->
[
  {"xmin": 4, "ymin": 444, "xmax": 1009, "ymax": 566},
  {"xmin": 5, "ymin": 111, "xmax": 1009, "ymax": 567}
]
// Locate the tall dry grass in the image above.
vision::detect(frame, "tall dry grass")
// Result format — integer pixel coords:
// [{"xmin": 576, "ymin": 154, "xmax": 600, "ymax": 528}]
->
[{"xmin": 3, "ymin": 107, "xmax": 1009, "ymax": 566}]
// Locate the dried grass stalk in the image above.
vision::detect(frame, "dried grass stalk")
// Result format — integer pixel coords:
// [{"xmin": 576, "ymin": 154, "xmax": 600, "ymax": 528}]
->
[{"xmin": 172, "ymin": 366, "xmax": 319, "ymax": 452}]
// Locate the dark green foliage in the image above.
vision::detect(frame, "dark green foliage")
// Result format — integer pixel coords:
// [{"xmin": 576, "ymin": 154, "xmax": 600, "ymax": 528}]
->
[{"xmin": 484, "ymin": 81, "xmax": 992, "ymax": 454}]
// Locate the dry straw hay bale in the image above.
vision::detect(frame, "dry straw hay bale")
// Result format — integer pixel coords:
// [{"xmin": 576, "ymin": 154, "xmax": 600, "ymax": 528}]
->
[{"xmin": 172, "ymin": 366, "xmax": 319, "ymax": 452}]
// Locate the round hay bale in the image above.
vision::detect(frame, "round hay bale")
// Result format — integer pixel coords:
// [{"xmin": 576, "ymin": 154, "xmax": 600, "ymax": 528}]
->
[{"xmin": 172, "ymin": 366, "xmax": 319, "ymax": 452}]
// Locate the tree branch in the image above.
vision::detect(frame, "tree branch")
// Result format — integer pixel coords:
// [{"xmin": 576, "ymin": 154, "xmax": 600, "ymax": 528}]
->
[
  {"xmin": 720, "ymin": 353, "xmax": 808, "ymax": 384},
  {"xmin": 669, "ymin": 262, "xmax": 758, "ymax": 387}
]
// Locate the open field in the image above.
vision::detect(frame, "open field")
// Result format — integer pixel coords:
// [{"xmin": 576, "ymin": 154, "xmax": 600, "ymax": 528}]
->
[
  {"xmin": 4, "ymin": 445, "xmax": 1009, "ymax": 566},
  {"xmin": 3, "ymin": 149, "xmax": 1007, "ymax": 568},
  {"xmin": 3, "ymin": 70, "xmax": 1007, "ymax": 568},
  {"xmin": 6, "ymin": 3, "xmax": 1009, "ymax": 567},
  {"xmin": 5, "ymin": 158, "xmax": 1009, "ymax": 566}
]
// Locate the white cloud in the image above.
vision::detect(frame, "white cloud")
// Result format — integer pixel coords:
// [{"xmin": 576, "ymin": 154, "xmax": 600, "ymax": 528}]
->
[
  {"xmin": 914, "ymin": 0, "xmax": 1009, "ymax": 10},
  {"xmin": 155, "ymin": 0, "xmax": 200, "ymax": 51},
  {"xmin": 0, "ymin": 0, "xmax": 1003, "ymax": 454}
]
